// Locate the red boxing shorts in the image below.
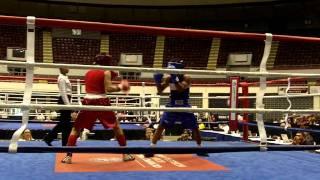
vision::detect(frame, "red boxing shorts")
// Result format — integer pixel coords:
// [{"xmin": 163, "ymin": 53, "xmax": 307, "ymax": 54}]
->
[{"xmin": 74, "ymin": 98, "xmax": 117, "ymax": 130}]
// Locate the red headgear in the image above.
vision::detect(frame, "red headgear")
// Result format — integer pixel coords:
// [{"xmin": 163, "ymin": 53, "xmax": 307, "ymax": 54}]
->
[{"xmin": 93, "ymin": 53, "xmax": 114, "ymax": 66}]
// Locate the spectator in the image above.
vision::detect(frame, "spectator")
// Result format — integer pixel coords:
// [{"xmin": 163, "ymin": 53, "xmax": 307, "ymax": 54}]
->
[
  {"xmin": 293, "ymin": 132, "xmax": 315, "ymax": 145},
  {"xmin": 19, "ymin": 129, "xmax": 34, "ymax": 141},
  {"xmin": 177, "ymin": 129, "xmax": 192, "ymax": 141},
  {"xmin": 292, "ymin": 132, "xmax": 304, "ymax": 145},
  {"xmin": 303, "ymin": 132, "xmax": 315, "ymax": 145},
  {"xmin": 145, "ymin": 128, "xmax": 154, "ymax": 140}
]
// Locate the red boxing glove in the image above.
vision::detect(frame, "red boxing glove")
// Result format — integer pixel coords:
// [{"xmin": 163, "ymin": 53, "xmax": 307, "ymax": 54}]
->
[{"xmin": 119, "ymin": 80, "xmax": 130, "ymax": 92}]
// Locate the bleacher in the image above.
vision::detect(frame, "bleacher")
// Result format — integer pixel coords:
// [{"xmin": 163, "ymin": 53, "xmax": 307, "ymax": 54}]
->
[
  {"xmin": 0, "ymin": 25, "xmax": 43, "ymax": 62},
  {"xmin": 35, "ymin": 29, "xmax": 43, "ymax": 62},
  {"xmin": 1, "ymin": 24, "xmax": 320, "ymax": 72},
  {"xmin": 52, "ymin": 37, "xmax": 100, "ymax": 64},
  {"xmin": 274, "ymin": 41, "xmax": 320, "ymax": 68},
  {"xmin": 163, "ymin": 36, "xmax": 211, "ymax": 69},
  {"xmin": 109, "ymin": 33, "xmax": 157, "ymax": 67},
  {"xmin": 0, "ymin": 25, "xmax": 26, "ymax": 59},
  {"xmin": 217, "ymin": 39, "xmax": 264, "ymax": 67}
]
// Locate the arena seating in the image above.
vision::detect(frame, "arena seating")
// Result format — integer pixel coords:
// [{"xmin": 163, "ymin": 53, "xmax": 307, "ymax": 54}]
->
[
  {"xmin": 52, "ymin": 37, "xmax": 100, "ymax": 64},
  {"xmin": 35, "ymin": 28, "xmax": 43, "ymax": 62},
  {"xmin": 217, "ymin": 39, "xmax": 264, "ymax": 67},
  {"xmin": 0, "ymin": 25, "xmax": 25, "ymax": 59},
  {"xmin": 163, "ymin": 36, "xmax": 211, "ymax": 69},
  {"xmin": 109, "ymin": 33, "xmax": 156, "ymax": 67},
  {"xmin": 2, "ymin": 25, "xmax": 320, "ymax": 70},
  {"xmin": 0, "ymin": 25, "xmax": 43, "ymax": 62},
  {"xmin": 274, "ymin": 41, "xmax": 320, "ymax": 68}
]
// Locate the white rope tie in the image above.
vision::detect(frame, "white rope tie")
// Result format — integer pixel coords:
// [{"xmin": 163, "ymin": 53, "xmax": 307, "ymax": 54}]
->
[{"xmin": 284, "ymin": 78, "xmax": 292, "ymax": 130}]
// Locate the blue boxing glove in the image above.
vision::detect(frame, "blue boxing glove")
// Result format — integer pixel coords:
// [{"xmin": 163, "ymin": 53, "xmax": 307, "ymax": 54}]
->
[{"xmin": 153, "ymin": 73, "xmax": 163, "ymax": 85}]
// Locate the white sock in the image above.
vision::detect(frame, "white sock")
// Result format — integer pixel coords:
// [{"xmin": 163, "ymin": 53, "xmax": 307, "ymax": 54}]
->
[{"xmin": 150, "ymin": 143, "xmax": 156, "ymax": 147}]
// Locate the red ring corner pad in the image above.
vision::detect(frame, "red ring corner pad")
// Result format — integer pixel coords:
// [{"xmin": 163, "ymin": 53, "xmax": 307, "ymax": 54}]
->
[{"xmin": 55, "ymin": 153, "xmax": 228, "ymax": 173}]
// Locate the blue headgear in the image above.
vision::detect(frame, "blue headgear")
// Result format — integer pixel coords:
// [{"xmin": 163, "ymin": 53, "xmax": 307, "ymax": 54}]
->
[{"xmin": 167, "ymin": 59, "xmax": 184, "ymax": 69}]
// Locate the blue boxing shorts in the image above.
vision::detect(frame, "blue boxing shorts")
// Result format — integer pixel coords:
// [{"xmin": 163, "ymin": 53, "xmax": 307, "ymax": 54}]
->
[{"xmin": 159, "ymin": 105, "xmax": 197, "ymax": 129}]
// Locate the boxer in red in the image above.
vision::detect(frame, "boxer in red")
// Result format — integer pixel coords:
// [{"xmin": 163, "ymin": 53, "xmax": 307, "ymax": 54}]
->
[{"xmin": 61, "ymin": 53, "xmax": 135, "ymax": 164}]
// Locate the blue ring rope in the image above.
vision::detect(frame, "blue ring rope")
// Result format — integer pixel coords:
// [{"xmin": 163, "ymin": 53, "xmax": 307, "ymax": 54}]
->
[
  {"xmin": 241, "ymin": 122, "xmax": 320, "ymax": 134},
  {"xmin": 0, "ymin": 119, "xmax": 228, "ymax": 125},
  {"xmin": 0, "ymin": 145, "xmax": 319, "ymax": 153}
]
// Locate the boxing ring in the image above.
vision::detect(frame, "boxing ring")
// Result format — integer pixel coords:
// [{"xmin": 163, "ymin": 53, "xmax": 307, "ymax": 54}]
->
[{"xmin": 0, "ymin": 15, "xmax": 320, "ymax": 180}]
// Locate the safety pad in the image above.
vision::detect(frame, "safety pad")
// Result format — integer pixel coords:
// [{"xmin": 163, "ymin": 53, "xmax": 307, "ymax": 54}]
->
[{"xmin": 55, "ymin": 153, "xmax": 228, "ymax": 172}]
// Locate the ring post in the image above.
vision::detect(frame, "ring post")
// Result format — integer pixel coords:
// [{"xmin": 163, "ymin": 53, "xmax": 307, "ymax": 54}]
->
[
  {"xmin": 229, "ymin": 76, "xmax": 240, "ymax": 132},
  {"xmin": 9, "ymin": 16, "xmax": 35, "ymax": 153},
  {"xmin": 241, "ymin": 81, "xmax": 249, "ymax": 141},
  {"xmin": 256, "ymin": 33, "xmax": 272, "ymax": 150}
]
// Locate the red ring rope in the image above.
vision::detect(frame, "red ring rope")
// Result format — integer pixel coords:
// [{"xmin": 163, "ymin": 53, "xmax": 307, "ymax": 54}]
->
[{"xmin": 0, "ymin": 15, "xmax": 320, "ymax": 42}]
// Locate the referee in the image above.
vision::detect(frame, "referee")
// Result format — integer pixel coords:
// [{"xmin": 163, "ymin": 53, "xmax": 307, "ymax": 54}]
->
[{"xmin": 43, "ymin": 67, "xmax": 73, "ymax": 146}]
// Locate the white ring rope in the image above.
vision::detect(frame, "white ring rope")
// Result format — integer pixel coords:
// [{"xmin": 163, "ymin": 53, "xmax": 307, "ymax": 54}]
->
[
  {"xmin": 0, "ymin": 112, "xmax": 154, "ymax": 118},
  {"xmin": 0, "ymin": 103, "xmax": 319, "ymax": 114},
  {"xmin": 1, "ymin": 60, "xmax": 320, "ymax": 78},
  {"xmin": 0, "ymin": 113, "xmax": 152, "ymax": 118},
  {"xmin": 1, "ymin": 89, "xmax": 318, "ymax": 100},
  {"xmin": 2, "ymin": 96, "xmax": 59, "ymax": 101},
  {"xmin": 143, "ymin": 94, "xmax": 316, "ymax": 99},
  {"xmin": 3, "ymin": 92, "xmax": 317, "ymax": 100}
]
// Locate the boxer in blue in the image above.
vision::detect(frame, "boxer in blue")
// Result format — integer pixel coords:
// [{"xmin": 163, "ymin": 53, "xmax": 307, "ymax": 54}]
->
[{"xmin": 145, "ymin": 59, "xmax": 208, "ymax": 157}]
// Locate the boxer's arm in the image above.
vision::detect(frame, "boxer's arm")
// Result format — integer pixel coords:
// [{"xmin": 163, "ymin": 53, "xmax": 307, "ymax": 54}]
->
[
  {"xmin": 175, "ymin": 75, "xmax": 191, "ymax": 92},
  {"xmin": 104, "ymin": 71, "xmax": 121, "ymax": 93}
]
